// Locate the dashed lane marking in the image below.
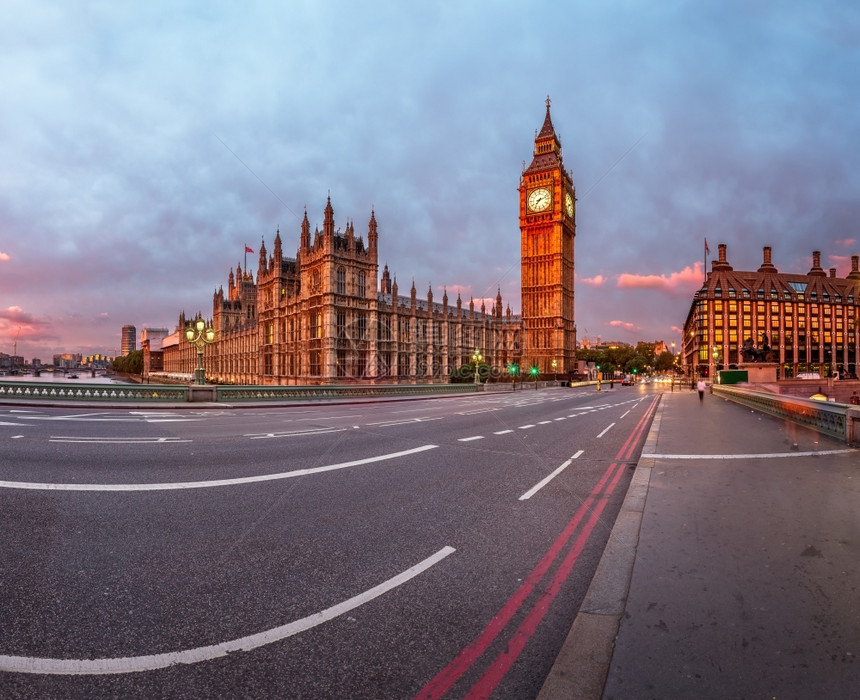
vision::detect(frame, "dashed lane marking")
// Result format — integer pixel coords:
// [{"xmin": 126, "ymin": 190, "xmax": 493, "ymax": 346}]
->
[
  {"xmin": 596, "ymin": 423, "xmax": 615, "ymax": 438},
  {"xmin": 519, "ymin": 450, "xmax": 584, "ymax": 501},
  {"xmin": 49, "ymin": 436, "xmax": 190, "ymax": 444}
]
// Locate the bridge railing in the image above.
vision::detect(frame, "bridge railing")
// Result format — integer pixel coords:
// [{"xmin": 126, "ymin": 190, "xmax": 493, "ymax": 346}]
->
[
  {"xmin": 0, "ymin": 380, "xmax": 480, "ymax": 405},
  {"xmin": 0, "ymin": 381, "xmax": 188, "ymax": 403},
  {"xmin": 712, "ymin": 384, "xmax": 860, "ymax": 445},
  {"xmin": 215, "ymin": 383, "xmax": 478, "ymax": 402}
]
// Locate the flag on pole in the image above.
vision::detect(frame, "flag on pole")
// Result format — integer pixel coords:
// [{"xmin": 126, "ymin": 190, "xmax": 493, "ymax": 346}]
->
[
  {"xmin": 704, "ymin": 238, "xmax": 710, "ymax": 255},
  {"xmin": 245, "ymin": 245, "xmax": 254, "ymax": 253}
]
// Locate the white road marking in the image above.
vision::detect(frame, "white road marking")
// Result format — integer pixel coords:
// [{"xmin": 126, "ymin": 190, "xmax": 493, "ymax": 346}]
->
[
  {"xmin": 519, "ymin": 424, "xmax": 535, "ymax": 429},
  {"xmin": 366, "ymin": 417, "xmax": 443, "ymax": 428},
  {"xmin": 0, "ymin": 445, "xmax": 439, "ymax": 492},
  {"xmin": 644, "ymin": 449, "xmax": 855, "ymax": 460},
  {"xmin": 553, "ymin": 417, "xmax": 566, "ymax": 421},
  {"xmin": 596, "ymin": 423, "xmax": 615, "ymax": 438},
  {"xmin": 493, "ymin": 430, "xmax": 514, "ymax": 435},
  {"xmin": 0, "ymin": 421, "xmax": 26, "ymax": 426},
  {"xmin": 538, "ymin": 421, "xmax": 552, "ymax": 425},
  {"xmin": 49, "ymin": 436, "xmax": 190, "ymax": 444},
  {"xmin": 619, "ymin": 410, "xmax": 631, "ymax": 419},
  {"xmin": 457, "ymin": 436, "xmax": 484, "ymax": 442},
  {"xmin": 519, "ymin": 450, "xmax": 584, "ymax": 500},
  {"xmin": 246, "ymin": 428, "xmax": 348, "ymax": 440},
  {"xmin": 0, "ymin": 546, "xmax": 457, "ymax": 675}
]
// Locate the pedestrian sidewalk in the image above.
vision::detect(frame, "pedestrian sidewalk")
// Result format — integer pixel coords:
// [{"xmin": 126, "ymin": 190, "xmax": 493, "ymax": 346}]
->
[{"xmin": 539, "ymin": 388, "xmax": 860, "ymax": 699}]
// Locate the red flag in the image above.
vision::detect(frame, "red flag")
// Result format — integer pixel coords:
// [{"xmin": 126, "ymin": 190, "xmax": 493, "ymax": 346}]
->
[
  {"xmin": 704, "ymin": 238, "xmax": 710, "ymax": 255},
  {"xmin": 245, "ymin": 246, "xmax": 254, "ymax": 253}
]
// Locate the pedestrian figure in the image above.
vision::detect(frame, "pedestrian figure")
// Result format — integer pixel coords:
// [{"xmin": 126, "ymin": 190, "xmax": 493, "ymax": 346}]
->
[{"xmin": 697, "ymin": 378, "xmax": 706, "ymax": 401}]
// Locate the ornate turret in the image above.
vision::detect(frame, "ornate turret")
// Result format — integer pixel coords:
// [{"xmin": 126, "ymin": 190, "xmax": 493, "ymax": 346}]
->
[
  {"xmin": 323, "ymin": 195, "xmax": 335, "ymax": 241},
  {"xmin": 368, "ymin": 208, "xmax": 378, "ymax": 253},
  {"xmin": 300, "ymin": 208, "xmax": 311, "ymax": 252}
]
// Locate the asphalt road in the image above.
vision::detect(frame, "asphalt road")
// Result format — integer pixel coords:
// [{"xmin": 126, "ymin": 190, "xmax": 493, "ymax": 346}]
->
[{"xmin": 0, "ymin": 384, "xmax": 661, "ymax": 699}]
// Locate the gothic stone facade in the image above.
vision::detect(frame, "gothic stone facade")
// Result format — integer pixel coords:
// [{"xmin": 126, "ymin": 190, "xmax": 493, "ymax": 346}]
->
[
  {"xmin": 163, "ymin": 102, "xmax": 577, "ymax": 385},
  {"xmin": 164, "ymin": 199, "xmax": 521, "ymax": 385}
]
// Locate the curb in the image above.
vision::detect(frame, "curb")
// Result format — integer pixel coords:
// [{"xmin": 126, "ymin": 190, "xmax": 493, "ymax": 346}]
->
[{"xmin": 537, "ymin": 395, "xmax": 665, "ymax": 700}]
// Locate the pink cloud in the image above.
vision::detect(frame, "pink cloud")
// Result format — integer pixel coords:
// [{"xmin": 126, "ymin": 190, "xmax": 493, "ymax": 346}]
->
[
  {"xmin": 579, "ymin": 274, "xmax": 606, "ymax": 287},
  {"xmin": 617, "ymin": 262, "xmax": 703, "ymax": 293},
  {"xmin": 0, "ymin": 306, "xmax": 37, "ymax": 324},
  {"xmin": 609, "ymin": 320, "xmax": 640, "ymax": 332},
  {"xmin": 835, "ymin": 238, "xmax": 857, "ymax": 248},
  {"xmin": 0, "ymin": 251, "xmax": 10, "ymax": 262}
]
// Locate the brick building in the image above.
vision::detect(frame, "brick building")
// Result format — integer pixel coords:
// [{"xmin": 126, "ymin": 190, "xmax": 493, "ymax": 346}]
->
[{"xmin": 682, "ymin": 244, "xmax": 860, "ymax": 379}]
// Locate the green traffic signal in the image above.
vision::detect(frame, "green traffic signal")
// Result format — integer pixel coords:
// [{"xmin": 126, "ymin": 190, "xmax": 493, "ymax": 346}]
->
[{"xmin": 530, "ymin": 366, "xmax": 538, "ymax": 376}]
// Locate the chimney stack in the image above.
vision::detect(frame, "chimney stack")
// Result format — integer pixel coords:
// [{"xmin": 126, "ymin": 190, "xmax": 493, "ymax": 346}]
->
[
  {"xmin": 757, "ymin": 245, "xmax": 777, "ymax": 273},
  {"xmin": 808, "ymin": 250, "xmax": 826, "ymax": 276}
]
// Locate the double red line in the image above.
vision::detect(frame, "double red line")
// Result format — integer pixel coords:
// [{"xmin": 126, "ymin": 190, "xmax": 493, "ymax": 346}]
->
[{"xmin": 416, "ymin": 396, "xmax": 659, "ymax": 699}]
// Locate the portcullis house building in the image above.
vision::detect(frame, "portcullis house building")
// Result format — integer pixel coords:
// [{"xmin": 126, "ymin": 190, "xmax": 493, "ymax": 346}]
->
[{"xmin": 682, "ymin": 244, "xmax": 860, "ymax": 380}]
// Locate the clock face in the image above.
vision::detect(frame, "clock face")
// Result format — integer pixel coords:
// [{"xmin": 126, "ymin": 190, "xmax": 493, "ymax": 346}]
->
[
  {"xmin": 527, "ymin": 187, "xmax": 551, "ymax": 212},
  {"xmin": 565, "ymin": 192, "xmax": 574, "ymax": 218}
]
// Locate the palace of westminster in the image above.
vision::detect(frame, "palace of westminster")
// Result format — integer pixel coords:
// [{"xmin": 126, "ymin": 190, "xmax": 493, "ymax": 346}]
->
[
  {"xmin": 153, "ymin": 101, "xmax": 860, "ymax": 385},
  {"xmin": 159, "ymin": 101, "xmax": 575, "ymax": 385}
]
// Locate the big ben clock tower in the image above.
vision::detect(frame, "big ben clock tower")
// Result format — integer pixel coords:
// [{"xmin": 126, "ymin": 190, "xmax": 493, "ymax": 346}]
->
[{"xmin": 520, "ymin": 97, "xmax": 577, "ymax": 376}]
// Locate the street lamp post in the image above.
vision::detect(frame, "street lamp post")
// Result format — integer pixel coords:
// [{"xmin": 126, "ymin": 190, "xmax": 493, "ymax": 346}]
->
[
  {"xmin": 551, "ymin": 358, "xmax": 557, "ymax": 381},
  {"xmin": 671, "ymin": 342, "xmax": 676, "ymax": 391},
  {"xmin": 185, "ymin": 319, "xmax": 216, "ymax": 385},
  {"xmin": 472, "ymin": 349, "xmax": 483, "ymax": 385},
  {"xmin": 712, "ymin": 346, "xmax": 720, "ymax": 384}
]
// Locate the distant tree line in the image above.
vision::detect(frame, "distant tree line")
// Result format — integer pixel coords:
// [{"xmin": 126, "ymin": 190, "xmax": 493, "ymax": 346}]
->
[
  {"xmin": 576, "ymin": 342, "xmax": 676, "ymax": 378},
  {"xmin": 111, "ymin": 349, "xmax": 143, "ymax": 375}
]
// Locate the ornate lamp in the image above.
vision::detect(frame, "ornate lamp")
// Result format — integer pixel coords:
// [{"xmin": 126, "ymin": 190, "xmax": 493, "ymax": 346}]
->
[{"xmin": 185, "ymin": 319, "xmax": 215, "ymax": 385}]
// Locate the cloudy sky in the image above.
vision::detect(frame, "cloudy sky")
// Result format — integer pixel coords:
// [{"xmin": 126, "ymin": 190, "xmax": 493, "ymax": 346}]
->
[{"xmin": 2, "ymin": 1, "xmax": 859, "ymax": 361}]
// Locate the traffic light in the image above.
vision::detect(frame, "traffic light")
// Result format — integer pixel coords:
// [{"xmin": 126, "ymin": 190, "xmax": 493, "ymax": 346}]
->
[
  {"xmin": 509, "ymin": 363, "xmax": 519, "ymax": 375},
  {"xmin": 530, "ymin": 366, "xmax": 538, "ymax": 377}
]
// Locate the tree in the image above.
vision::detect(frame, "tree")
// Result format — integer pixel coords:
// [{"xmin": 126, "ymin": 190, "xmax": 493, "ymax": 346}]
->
[
  {"xmin": 634, "ymin": 342, "xmax": 656, "ymax": 365},
  {"xmin": 625, "ymin": 355, "xmax": 649, "ymax": 375},
  {"xmin": 111, "ymin": 350, "xmax": 143, "ymax": 375},
  {"xmin": 654, "ymin": 351, "xmax": 675, "ymax": 373}
]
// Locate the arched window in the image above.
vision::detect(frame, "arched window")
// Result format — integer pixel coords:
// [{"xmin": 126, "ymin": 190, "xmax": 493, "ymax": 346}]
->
[
  {"xmin": 357, "ymin": 271, "xmax": 366, "ymax": 297},
  {"xmin": 336, "ymin": 267, "xmax": 346, "ymax": 295}
]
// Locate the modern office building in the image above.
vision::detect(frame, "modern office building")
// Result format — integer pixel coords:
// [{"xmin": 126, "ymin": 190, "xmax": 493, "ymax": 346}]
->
[
  {"xmin": 162, "ymin": 101, "xmax": 577, "ymax": 385},
  {"xmin": 682, "ymin": 244, "xmax": 860, "ymax": 379},
  {"xmin": 120, "ymin": 324, "xmax": 137, "ymax": 356}
]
